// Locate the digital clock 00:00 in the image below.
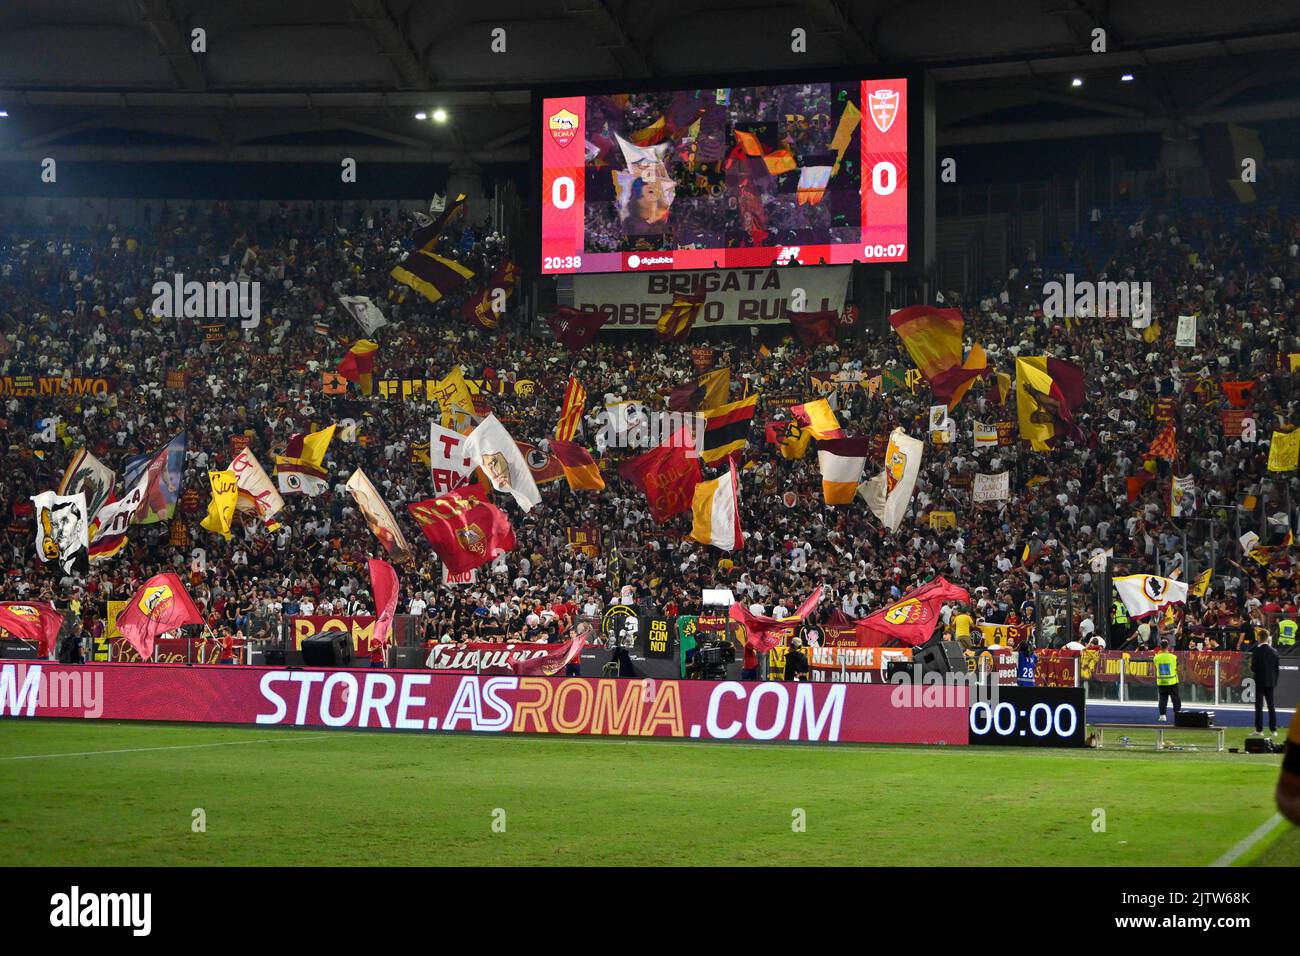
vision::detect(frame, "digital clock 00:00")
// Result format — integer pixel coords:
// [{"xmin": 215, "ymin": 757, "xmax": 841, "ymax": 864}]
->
[{"xmin": 967, "ymin": 687, "xmax": 1087, "ymax": 747}]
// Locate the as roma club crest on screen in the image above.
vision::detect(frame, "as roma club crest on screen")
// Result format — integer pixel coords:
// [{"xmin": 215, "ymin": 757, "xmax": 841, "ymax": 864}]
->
[{"xmin": 549, "ymin": 108, "xmax": 579, "ymax": 148}]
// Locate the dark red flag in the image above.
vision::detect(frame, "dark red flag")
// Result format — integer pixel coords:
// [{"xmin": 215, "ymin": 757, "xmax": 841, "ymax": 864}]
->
[
  {"xmin": 856, "ymin": 576, "xmax": 970, "ymax": 647},
  {"xmin": 548, "ymin": 307, "xmax": 608, "ymax": 350},
  {"xmin": 116, "ymin": 573, "xmax": 205, "ymax": 660},
  {"xmin": 407, "ymin": 485, "xmax": 516, "ymax": 574},
  {"xmin": 368, "ymin": 558, "xmax": 399, "ymax": 648},
  {"xmin": 510, "ymin": 633, "xmax": 587, "ymax": 676},
  {"xmin": 0, "ymin": 602, "xmax": 65, "ymax": 656},
  {"xmin": 788, "ymin": 309, "xmax": 839, "ymax": 347},
  {"xmin": 617, "ymin": 429, "xmax": 701, "ymax": 524},
  {"xmin": 729, "ymin": 587, "xmax": 824, "ymax": 652}
]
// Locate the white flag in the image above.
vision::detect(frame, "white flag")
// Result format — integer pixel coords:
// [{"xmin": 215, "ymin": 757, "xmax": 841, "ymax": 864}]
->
[
  {"xmin": 1175, "ymin": 315, "xmax": 1197, "ymax": 348},
  {"xmin": 1170, "ymin": 474, "xmax": 1196, "ymax": 517},
  {"xmin": 858, "ymin": 428, "xmax": 923, "ymax": 533},
  {"xmin": 463, "ymin": 414, "xmax": 541, "ymax": 512},
  {"xmin": 973, "ymin": 421, "xmax": 999, "ymax": 449},
  {"xmin": 31, "ymin": 491, "xmax": 89, "ymax": 573},
  {"xmin": 430, "ymin": 421, "xmax": 474, "ymax": 494},
  {"xmin": 1113, "ymin": 574, "xmax": 1188, "ymax": 620},
  {"xmin": 230, "ymin": 450, "xmax": 285, "ymax": 525},
  {"xmin": 339, "ymin": 295, "xmax": 388, "ymax": 337}
]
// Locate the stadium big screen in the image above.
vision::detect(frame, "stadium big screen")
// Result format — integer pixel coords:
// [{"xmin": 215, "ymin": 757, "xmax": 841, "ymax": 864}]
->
[{"xmin": 540, "ymin": 75, "xmax": 914, "ymax": 274}]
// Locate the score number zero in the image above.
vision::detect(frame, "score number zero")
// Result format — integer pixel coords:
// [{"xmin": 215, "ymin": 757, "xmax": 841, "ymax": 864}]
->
[{"xmin": 969, "ymin": 700, "xmax": 1078, "ymax": 739}]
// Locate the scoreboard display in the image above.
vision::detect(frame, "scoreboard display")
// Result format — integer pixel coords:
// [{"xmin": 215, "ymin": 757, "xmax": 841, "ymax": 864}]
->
[{"xmin": 540, "ymin": 76, "xmax": 913, "ymax": 275}]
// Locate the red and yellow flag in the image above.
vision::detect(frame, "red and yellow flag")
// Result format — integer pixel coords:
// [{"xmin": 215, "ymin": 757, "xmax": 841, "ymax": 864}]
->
[
  {"xmin": 555, "ymin": 376, "xmax": 586, "ymax": 442},
  {"xmin": 888, "ymin": 305, "xmax": 988, "ymax": 407},
  {"xmin": 337, "ymin": 339, "xmax": 379, "ymax": 396},
  {"xmin": 656, "ymin": 289, "xmax": 707, "ymax": 343}
]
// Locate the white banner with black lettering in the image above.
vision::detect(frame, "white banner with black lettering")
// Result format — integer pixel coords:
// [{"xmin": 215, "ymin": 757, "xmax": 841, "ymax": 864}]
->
[
  {"xmin": 565, "ymin": 266, "xmax": 851, "ymax": 330},
  {"xmin": 972, "ymin": 471, "xmax": 1010, "ymax": 503}
]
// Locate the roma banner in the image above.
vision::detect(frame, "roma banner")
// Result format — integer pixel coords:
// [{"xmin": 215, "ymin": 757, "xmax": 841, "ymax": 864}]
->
[
  {"xmin": 570, "ymin": 266, "xmax": 850, "ymax": 330},
  {"xmin": 289, "ymin": 615, "xmax": 378, "ymax": 651},
  {"xmin": 808, "ymin": 646, "xmax": 912, "ymax": 684},
  {"xmin": 1, "ymin": 663, "xmax": 971, "ymax": 746}
]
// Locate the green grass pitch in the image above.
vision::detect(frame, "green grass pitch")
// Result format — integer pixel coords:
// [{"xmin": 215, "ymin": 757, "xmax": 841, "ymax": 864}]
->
[{"xmin": 0, "ymin": 719, "xmax": 1294, "ymax": 866}]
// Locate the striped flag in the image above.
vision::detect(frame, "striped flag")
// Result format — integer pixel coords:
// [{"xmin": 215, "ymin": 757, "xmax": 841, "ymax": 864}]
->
[
  {"xmin": 700, "ymin": 393, "xmax": 758, "ymax": 464},
  {"xmin": 338, "ymin": 339, "xmax": 379, "ymax": 396},
  {"xmin": 790, "ymin": 399, "xmax": 843, "ymax": 439},
  {"xmin": 817, "ymin": 437, "xmax": 871, "ymax": 505},
  {"xmin": 555, "ymin": 376, "xmax": 587, "ymax": 442},
  {"xmin": 1147, "ymin": 422, "xmax": 1178, "ymax": 462},
  {"xmin": 390, "ymin": 250, "xmax": 474, "ymax": 305},
  {"xmin": 690, "ymin": 458, "xmax": 742, "ymax": 552},
  {"xmin": 549, "ymin": 439, "xmax": 605, "ymax": 492}
]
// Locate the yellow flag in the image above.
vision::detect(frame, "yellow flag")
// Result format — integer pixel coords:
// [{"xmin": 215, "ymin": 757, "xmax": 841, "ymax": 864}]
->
[
  {"xmin": 1190, "ymin": 567, "xmax": 1213, "ymax": 598},
  {"xmin": 299, "ymin": 424, "xmax": 336, "ymax": 467},
  {"xmin": 779, "ymin": 422, "xmax": 812, "ymax": 460},
  {"xmin": 432, "ymin": 368, "xmax": 473, "ymax": 424},
  {"xmin": 1267, "ymin": 427, "xmax": 1300, "ymax": 472},
  {"xmin": 199, "ymin": 470, "xmax": 239, "ymax": 540},
  {"xmin": 698, "ymin": 368, "xmax": 731, "ymax": 410}
]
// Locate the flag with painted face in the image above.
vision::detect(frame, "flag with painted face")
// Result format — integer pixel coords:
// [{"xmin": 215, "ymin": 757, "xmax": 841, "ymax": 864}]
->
[{"xmin": 30, "ymin": 491, "xmax": 88, "ymax": 573}]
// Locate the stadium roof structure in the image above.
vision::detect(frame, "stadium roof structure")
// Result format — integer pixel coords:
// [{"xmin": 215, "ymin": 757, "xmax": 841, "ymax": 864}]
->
[{"xmin": 0, "ymin": 0, "xmax": 1297, "ymax": 163}]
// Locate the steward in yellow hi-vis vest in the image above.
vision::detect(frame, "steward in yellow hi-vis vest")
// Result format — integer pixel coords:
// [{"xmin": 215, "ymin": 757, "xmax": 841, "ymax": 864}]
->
[
  {"xmin": 1279, "ymin": 618, "xmax": 1297, "ymax": 647},
  {"xmin": 1153, "ymin": 640, "xmax": 1181, "ymax": 722}
]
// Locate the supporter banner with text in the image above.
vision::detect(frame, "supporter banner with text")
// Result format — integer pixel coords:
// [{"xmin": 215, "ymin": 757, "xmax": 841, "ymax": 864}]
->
[
  {"xmin": 0, "ymin": 375, "xmax": 113, "ymax": 398},
  {"xmin": 0, "ymin": 662, "xmax": 971, "ymax": 745},
  {"xmin": 1035, "ymin": 649, "xmax": 1244, "ymax": 688},
  {"xmin": 290, "ymin": 615, "xmax": 377, "ymax": 650},
  {"xmin": 809, "ymin": 645, "xmax": 912, "ymax": 683},
  {"xmin": 569, "ymin": 266, "xmax": 850, "ymax": 330},
  {"xmin": 424, "ymin": 641, "xmax": 554, "ymax": 673}
]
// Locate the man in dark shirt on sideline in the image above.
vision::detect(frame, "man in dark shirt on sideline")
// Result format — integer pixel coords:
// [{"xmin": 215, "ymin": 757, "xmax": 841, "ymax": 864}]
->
[{"xmin": 1251, "ymin": 635, "xmax": 1280, "ymax": 736}]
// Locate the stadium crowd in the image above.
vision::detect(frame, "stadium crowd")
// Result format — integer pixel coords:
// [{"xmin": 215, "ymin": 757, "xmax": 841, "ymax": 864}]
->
[{"xmin": 1, "ymin": 188, "xmax": 1297, "ymax": 658}]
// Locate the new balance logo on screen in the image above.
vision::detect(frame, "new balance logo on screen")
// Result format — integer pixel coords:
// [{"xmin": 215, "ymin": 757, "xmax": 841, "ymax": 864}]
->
[
  {"xmin": 776, "ymin": 246, "xmax": 802, "ymax": 265},
  {"xmin": 50, "ymin": 886, "xmax": 151, "ymax": 936}
]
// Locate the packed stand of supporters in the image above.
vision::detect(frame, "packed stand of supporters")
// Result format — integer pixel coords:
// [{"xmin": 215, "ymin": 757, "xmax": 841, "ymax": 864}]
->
[{"xmin": 0, "ymin": 192, "xmax": 1297, "ymax": 659}]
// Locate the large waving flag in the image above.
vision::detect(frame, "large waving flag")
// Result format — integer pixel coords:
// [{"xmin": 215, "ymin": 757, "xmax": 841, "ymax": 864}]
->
[
  {"xmin": 30, "ymin": 491, "xmax": 88, "ymax": 574},
  {"xmin": 857, "ymin": 428, "xmax": 923, "ymax": 532},
  {"xmin": 368, "ymin": 558, "xmax": 400, "ymax": 649},
  {"xmin": 889, "ymin": 305, "xmax": 989, "ymax": 407},
  {"xmin": 462, "ymin": 415, "xmax": 541, "ymax": 512},
  {"xmin": 338, "ymin": 295, "xmax": 387, "ymax": 337},
  {"xmin": 57, "ymin": 448, "xmax": 114, "ymax": 519},
  {"xmin": 555, "ymin": 375, "xmax": 587, "ymax": 442},
  {"xmin": 199, "ymin": 469, "xmax": 239, "ymax": 540},
  {"xmin": 0, "ymin": 602, "xmax": 65, "ymax": 656},
  {"xmin": 1113, "ymin": 574, "xmax": 1189, "ymax": 621},
  {"xmin": 668, "ymin": 368, "xmax": 730, "ymax": 413},
  {"xmin": 618, "ymin": 428, "xmax": 701, "ymax": 524},
  {"xmin": 548, "ymin": 307, "xmax": 608, "ymax": 350},
  {"xmin": 791, "ymin": 399, "xmax": 843, "ymax": 439},
  {"xmin": 275, "ymin": 424, "xmax": 335, "ymax": 496},
  {"xmin": 1015, "ymin": 356, "xmax": 1085, "ymax": 451},
  {"xmin": 690, "ymin": 458, "xmax": 742, "ymax": 552},
  {"xmin": 511, "ymin": 632, "xmax": 587, "ymax": 676},
  {"xmin": 390, "ymin": 250, "xmax": 474, "ymax": 305},
  {"xmin": 857, "ymin": 577, "xmax": 970, "ymax": 647},
  {"xmin": 346, "ymin": 468, "xmax": 412, "ymax": 562},
  {"xmin": 338, "ymin": 339, "xmax": 379, "ymax": 396},
  {"xmin": 231, "ymin": 449, "xmax": 285, "ymax": 531},
  {"xmin": 549, "ymin": 439, "xmax": 605, "ymax": 492},
  {"xmin": 765, "ymin": 419, "xmax": 813, "ymax": 460},
  {"xmin": 462, "ymin": 260, "xmax": 520, "ymax": 329},
  {"xmin": 411, "ymin": 192, "xmax": 466, "ymax": 249},
  {"xmin": 408, "ymin": 485, "xmax": 516, "ymax": 574},
  {"xmin": 656, "ymin": 289, "xmax": 707, "ymax": 342},
  {"xmin": 700, "ymin": 393, "xmax": 758, "ymax": 464},
  {"xmin": 817, "ymin": 436, "xmax": 871, "ymax": 504},
  {"xmin": 729, "ymin": 587, "xmax": 823, "ymax": 652},
  {"xmin": 122, "ymin": 432, "xmax": 187, "ymax": 525},
  {"xmin": 116, "ymin": 573, "xmax": 205, "ymax": 660}
]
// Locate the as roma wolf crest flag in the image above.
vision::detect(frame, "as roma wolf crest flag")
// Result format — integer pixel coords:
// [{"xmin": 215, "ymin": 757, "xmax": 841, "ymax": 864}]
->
[
  {"xmin": 617, "ymin": 429, "xmax": 702, "ymax": 523},
  {"xmin": 1015, "ymin": 356, "xmax": 1085, "ymax": 451},
  {"xmin": 889, "ymin": 305, "xmax": 989, "ymax": 407},
  {"xmin": 408, "ymin": 485, "xmax": 516, "ymax": 575},
  {"xmin": 1113, "ymin": 574, "xmax": 1189, "ymax": 620},
  {"xmin": 0, "ymin": 602, "xmax": 65, "ymax": 656},
  {"xmin": 857, "ymin": 576, "xmax": 970, "ymax": 648},
  {"xmin": 690, "ymin": 458, "xmax": 742, "ymax": 552},
  {"xmin": 857, "ymin": 428, "xmax": 923, "ymax": 532},
  {"xmin": 116, "ymin": 573, "xmax": 204, "ymax": 660},
  {"xmin": 729, "ymin": 587, "xmax": 823, "ymax": 652},
  {"xmin": 656, "ymin": 289, "xmax": 707, "ymax": 342}
]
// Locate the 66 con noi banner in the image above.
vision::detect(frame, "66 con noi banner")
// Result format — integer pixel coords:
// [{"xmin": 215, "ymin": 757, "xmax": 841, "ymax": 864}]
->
[{"xmin": 0, "ymin": 663, "xmax": 970, "ymax": 745}]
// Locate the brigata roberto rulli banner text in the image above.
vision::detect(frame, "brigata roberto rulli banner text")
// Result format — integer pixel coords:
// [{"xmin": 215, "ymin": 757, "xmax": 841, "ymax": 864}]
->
[{"xmin": 0, "ymin": 663, "xmax": 969, "ymax": 745}]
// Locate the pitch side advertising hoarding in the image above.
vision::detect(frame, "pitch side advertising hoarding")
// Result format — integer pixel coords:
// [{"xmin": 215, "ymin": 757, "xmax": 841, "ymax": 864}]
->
[{"xmin": 0, "ymin": 663, "xmax": 969, "ymax": 745}]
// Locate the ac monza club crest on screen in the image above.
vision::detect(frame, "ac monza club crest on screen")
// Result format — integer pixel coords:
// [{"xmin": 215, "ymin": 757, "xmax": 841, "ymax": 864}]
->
[
  {"xmin": 868, "ymin": 89, "xmax": 899, "ymax": 133},
  {"xmin": 548, "ymin": 108, "xmax": 579, "ymax": 148}
]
